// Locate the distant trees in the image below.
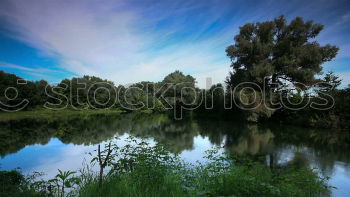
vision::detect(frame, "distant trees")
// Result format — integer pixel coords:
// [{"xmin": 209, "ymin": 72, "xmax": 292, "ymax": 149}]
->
[
  {"xmin": 271, "ymin": 71, "xmax": 350, "ymax": 129},
  {"xmin": 55, "ymin": 76, "xmax": 117, "ymax": 109},
  {"xmin": 159, "ymin": 70, "xmax": 198, "ymax": 108},
  {"xmin": 0, "ymin": 70, "xmax": 200, "ymax": 112},
  {"xmin": 119, "ymin": 82, "xmax": 153, "ymax": 111},
  {"xmin": 312, "ymin": 72, "xmax": 349, "ymax": 129},
  {"xmin": 0, "ymin": 71, "xmax": 51, "ymax": 111},
  {"xmin": 196, "ymin": 83, "xmax": 226, "ymax": 114},
  {"xmin": 317, "ymin": 71, "xmax": 342, "ymax": 92},
  {"xmin": 115, "ymin": 71, "xmax": 199, "ymax": 112}
]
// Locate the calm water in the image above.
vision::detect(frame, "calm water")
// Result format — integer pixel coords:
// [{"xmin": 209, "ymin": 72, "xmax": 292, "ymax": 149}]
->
[{"xmin": 1, "ymin": 113, "xmax": 350, "ymax": 196}]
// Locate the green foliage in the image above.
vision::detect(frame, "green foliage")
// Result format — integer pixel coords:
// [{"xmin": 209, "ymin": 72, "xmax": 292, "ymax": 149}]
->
[
  {"xmin": 81, "ymin": 142, "xmax": 331, "ymax": 197},
  {"xmin": 321, "ymin": 71, "xmax": 342, "ymax": 90},
  {"xmin": 0, "ymin": 70, "xmax": 199, "ymax": 113},
  {"xmin": 226, "ymin": 15, "xmax": 338, "ymax": 89},
  {"xmin": 55, "ymin": 76, "xmax": 117, "ymax": 109},
  {"xmin": 0, "ymin": 71, "xmax": 51, "ymax": 110},
  {"xmin": 272, "ymin": 73, "xmax": 350, "ymax": 129},
  {"xmin": 80, "ymin": 137, "xmax": 187, "ymax": 197},
  {"xmin": 225, "ymin": 15, "xmax": 339, "ymax": 122},
  {"xmin": 153, "ymin": 99, "xmax": 167, "ymax": 112},
  {"xmin": 159, "ymin": 70, "xmax": 198, "ymax": 107},
  {"xmin": 0, "ymin": 170, "xmax": 50, "ymax": 197},
  {"xmin": 48, "ymin": 170, "xmax": 80, "ymax": 197},
  {"xmin": 196, "ymin": 84, "xmax": 226, "ymax": 114},
  {"xmin": 0, "ymin": 136, "xmax": 333, "ymax": 197},
  {"xmin": 186, "ymin": 149, "xmax": 330, "ymax": 197}
]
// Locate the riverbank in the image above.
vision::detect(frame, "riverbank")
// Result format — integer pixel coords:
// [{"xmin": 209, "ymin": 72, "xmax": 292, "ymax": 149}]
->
[
  {"xmin": 0, "ymin": 139, "xmax": 331, "ymax": 197},
  {"xmin": 1, "ymin": 106, "xmax": 349, "ymax": 132},
  {"xmin": 0, "ymin": 108, "xmax": 129, "ymax": 122}
]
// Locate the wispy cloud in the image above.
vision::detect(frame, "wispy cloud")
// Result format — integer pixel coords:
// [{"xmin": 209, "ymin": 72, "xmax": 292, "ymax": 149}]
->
[
  {"xmin": 0, "ymin": 0, "xmax": 145, "ymax": 77},
  {"xmin": 0, "ymin": 0, "xmax": 235, "ymax": 87},
  {"xmin": 0, "ymin": 62, "xmax": 34, "ymax": 71},
  {"xmin": 0, "ymin": 62, "xmax": 76, "ymax": 81},
  {"xmin": 0, "ymin": 0, "xmax": 349, "ymax": 88}
]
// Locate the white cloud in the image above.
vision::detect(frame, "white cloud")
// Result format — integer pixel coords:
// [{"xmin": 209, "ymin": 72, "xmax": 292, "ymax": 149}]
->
[
  {"xmin": 0, "ymin": 0, "xmax": 234, "ymax": 88},
  {"xmin": 0, "ymin": 0, "xmax": 145, "ymax": 77},
  {"xmin": 0, "ymin": 62, "xmax": 75, "ymax": 80},
  {"xmin": 338, "ymin": 71, "xmax": 350, "ymax": 87},
  {"xmin": 0, "ymin": 62, "xmax": 34, "ymax": 71},
  {"xmin": 1, "ymin": 0, "xmax": 348, "ymax": 88}
]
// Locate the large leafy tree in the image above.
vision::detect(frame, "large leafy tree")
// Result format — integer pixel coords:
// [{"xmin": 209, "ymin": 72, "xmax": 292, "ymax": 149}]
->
[
  {"xmin": 225, "ymin": 16, "xmax": 339, "ymax": 122},
  {"xmin": 159, "ymin": 71, "xmax": 197, "ymax": 107},
  {"xmin": 226, "ymin": 16, "xmax": 339, "ymax": 91}
]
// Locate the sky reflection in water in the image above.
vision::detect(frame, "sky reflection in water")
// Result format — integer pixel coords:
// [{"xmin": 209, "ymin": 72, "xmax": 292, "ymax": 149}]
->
[{"xmin": 0, "ymin": 113, "xmax": 349, "ymax": 196}]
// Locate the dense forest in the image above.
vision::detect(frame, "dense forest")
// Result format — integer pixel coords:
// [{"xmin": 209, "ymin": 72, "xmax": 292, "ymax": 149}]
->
[{"xmin": 1, "ymin": 16, "xmax": 350, "ymax": 129}]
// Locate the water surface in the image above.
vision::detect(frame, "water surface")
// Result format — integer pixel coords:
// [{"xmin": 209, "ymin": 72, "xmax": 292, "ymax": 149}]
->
[{"xmin": 1, "ymin": 113, "xmax": 349, "ymax": 196}]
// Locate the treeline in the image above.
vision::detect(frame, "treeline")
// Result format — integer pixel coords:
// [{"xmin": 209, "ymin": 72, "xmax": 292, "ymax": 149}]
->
[
  {"xmin": 1, "ymin": 69, "xmax": 349, "ymax": 129},
  {"xmin": 0, "ymin": 70, "xmax": 197, "ymax": 112},
  {"xmin": 0, "ymin": 71, "xmax": 50, "ymax": 111}
]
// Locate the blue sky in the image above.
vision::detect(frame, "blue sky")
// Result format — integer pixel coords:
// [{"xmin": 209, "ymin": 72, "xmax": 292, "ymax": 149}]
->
[{"xmin": 0, "ymin": 0, "xmax": 349, "ymax": 88}]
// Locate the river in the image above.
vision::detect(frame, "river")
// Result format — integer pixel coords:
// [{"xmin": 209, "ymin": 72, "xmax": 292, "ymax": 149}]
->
[{"xmin": 1, "ymin": 113, "xmax": 349, "ymax": 196}]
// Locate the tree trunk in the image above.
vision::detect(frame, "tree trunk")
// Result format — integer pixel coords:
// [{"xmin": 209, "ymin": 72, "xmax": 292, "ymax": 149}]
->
[
  {"xmin": 269, "ymin": 153, "xmax": 274, "ymax": 170},
  {"xmin": 99, "ymin": 166, "xmax": 104, "ymax": 187},
  {"xmin": 97, "ymin": 143, "xmax": 112, "ymax": 187},
  {"xmin": 61, "ymin": 182, "xmax": 65, "ymax": 197}
]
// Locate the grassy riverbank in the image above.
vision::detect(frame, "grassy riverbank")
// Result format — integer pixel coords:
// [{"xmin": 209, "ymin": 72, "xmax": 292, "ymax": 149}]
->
[
  {"xmin": 0, "ymin": 138, "xmax": 331, "ymax": 197},
  {"xmin": 0, "ymin": 108, "xmax": 126, "ymax": 122}
]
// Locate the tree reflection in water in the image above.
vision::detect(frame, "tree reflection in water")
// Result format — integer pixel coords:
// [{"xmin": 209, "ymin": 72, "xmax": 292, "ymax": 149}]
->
[{"xmin": 1, "ymin": 112, "xmax": 350, "ymax": 180}]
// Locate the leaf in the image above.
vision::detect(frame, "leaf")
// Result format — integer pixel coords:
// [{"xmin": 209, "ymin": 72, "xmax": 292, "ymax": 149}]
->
[{"xmin": 64, "ymin": 181, "xmax": 71, "ymax": 188}]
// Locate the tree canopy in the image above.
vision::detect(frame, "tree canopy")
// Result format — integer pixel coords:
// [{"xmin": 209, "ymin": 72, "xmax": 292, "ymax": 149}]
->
[
  {"xmin": 0, "ymin": 71, "xmax": 51, "ymax": 110},
  {"xmin": 159, "ymin": 70, "xmax": 197, "ymax": 107},
  {"xmin": 226, "ymin": 15, "xmax": 339, "ymax": 91}
]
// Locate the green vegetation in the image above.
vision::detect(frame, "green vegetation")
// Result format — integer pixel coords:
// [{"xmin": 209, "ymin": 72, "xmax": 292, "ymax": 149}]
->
[
  {"xmin": 0, "ymin": 108, "xmax": 124, "ymax": 122},
  {"xmin": 2, "ymin": 112, "xmax": 349, "ymax": 196},
  {"xmin": 0, "ymin": 138, "xmax": 331, "ymax": 197},
  {"xmin": 225, "ymin": 15, "xmax": 339, "ymax": 122},
  {"xmin": 0, "ymin": 170, "xmax": 46, "ymax": 197},
  {"xmin": 271, "ymin": 81, "xmax": 350, "ymax": 129},
  {"xmin": 0, "ymin": 71, "xmax": 51, "ymax": 111},
  {"xmin": 226, "ymin": 16, "xmax": 338, "ymax": 89}
]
